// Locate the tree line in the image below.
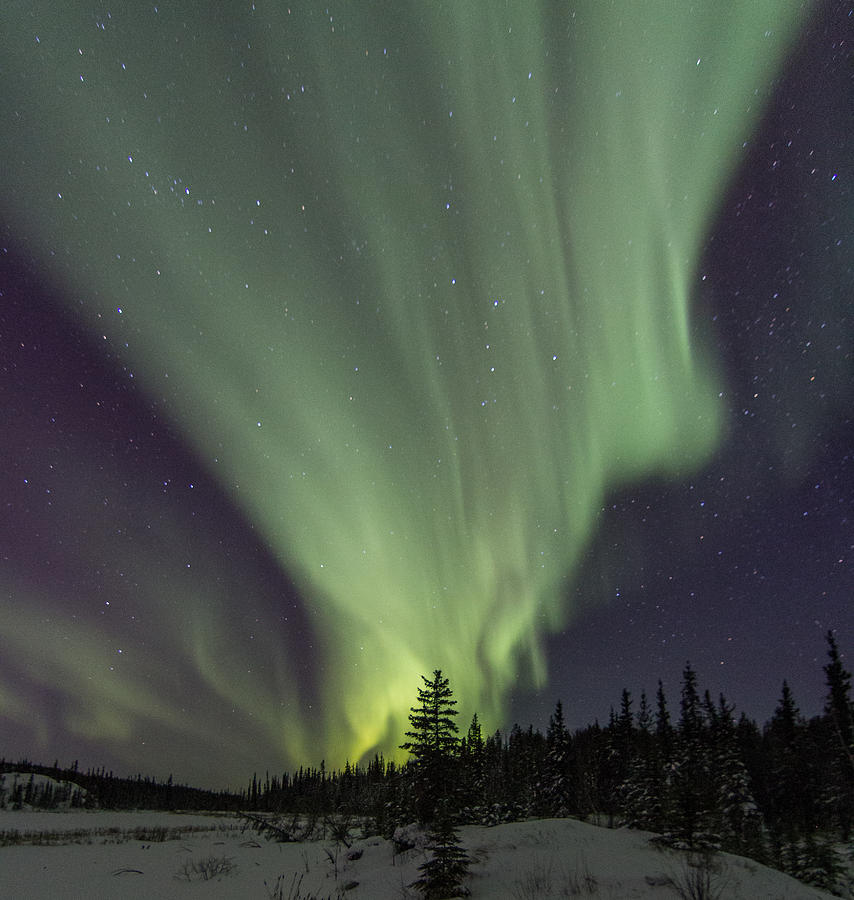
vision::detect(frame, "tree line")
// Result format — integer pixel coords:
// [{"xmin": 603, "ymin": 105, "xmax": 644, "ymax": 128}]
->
[
  {"xmin": 0, "ymin": 759, "xmax": 238, "ymax": 812},
  {"xmin": 239, "ymin": 631, "xmax": 853, "ymax": 893},
  {"xmin": 3, "ymin": 631, "xmax": 851, "ymax": 893}
]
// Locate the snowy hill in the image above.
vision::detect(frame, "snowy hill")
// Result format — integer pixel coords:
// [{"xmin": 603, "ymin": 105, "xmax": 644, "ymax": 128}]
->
[
  {"xmin": 0, "ymin": 810, "xmax": 841, "ymax": 898},
  {"xmin": 0, "ymin": 772, "xmax": 91, "ymax": 810}
]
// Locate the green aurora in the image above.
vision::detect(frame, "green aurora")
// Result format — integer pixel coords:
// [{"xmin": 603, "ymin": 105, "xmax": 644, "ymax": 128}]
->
[{"xmin": 1, "ymin": 2, "xmax": 810, "ymax": 774}]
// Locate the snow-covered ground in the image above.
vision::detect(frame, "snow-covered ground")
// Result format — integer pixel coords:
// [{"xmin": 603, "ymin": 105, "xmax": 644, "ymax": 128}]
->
[{"xmin": 0, "ymin": 808, "xmax": 837, "ymax": 899}]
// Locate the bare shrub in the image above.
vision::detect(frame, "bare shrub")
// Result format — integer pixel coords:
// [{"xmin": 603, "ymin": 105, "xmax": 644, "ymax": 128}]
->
[
  {"xmin": 242, "ymin": 812, "xmax": 298, "ymax": 842},
  {"xmin": 557, "ymin": 853, "xmax": 598, "ymax": 896},
  {"xmin": 667, "ymin": 849, "xmax": 729, "ymax": 900},
  {"xmin": 512, "ymin": 857, "xmax": 553, "ymax": 899},
  {"xmin": 265, "ymin": 872, "xmax": 343, "ymax": 900},
  {"xmin": 174, "ymin": 854, "xmax": 236, "ymax": 882},
  {"xmin": 131, "ymin": 824, "xmax": 169, "ymax": 842},
  {"xmin": 324, "ymin": 813, "xmax": 354, "ymax": 848}
]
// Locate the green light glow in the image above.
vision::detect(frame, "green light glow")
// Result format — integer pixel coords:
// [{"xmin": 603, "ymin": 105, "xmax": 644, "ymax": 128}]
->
[{"xmin": 1, "ymin": 2, "xmax": 808, "ymax": 774}]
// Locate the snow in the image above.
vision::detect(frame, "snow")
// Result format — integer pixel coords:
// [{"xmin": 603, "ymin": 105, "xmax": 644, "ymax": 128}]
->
[
  {"xmin": 0, "ymin": 771, "xmax": 90, "ymax": 808},
  {"xmin": 0, "ymin": 809, "xmax": 836, "ymax": 899}
]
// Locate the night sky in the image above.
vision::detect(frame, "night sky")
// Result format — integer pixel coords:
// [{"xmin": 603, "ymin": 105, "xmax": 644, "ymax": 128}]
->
[{"xmin": 1, "ymin": 2, "xmax": 851, "ymax": 790}]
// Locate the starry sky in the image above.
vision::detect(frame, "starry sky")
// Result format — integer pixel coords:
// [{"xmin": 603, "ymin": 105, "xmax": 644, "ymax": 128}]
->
[{"xmin": 1, "ymin": 2, "xmax": 851, "ymax": 789}]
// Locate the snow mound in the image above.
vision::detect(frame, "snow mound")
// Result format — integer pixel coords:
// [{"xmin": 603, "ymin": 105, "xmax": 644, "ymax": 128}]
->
[
  {"xmin": 0, "ymin": 811, "xmax": 840, "ymax": 898},
  {"xmin": 0, "ymin": 772, "xmax": 90, "ymax": 810}
]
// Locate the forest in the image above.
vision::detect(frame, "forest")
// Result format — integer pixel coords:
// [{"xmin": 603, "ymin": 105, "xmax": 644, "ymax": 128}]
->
[{"xmin": 2, "ymin": 631, "xmax": 851, "ymax": 895}]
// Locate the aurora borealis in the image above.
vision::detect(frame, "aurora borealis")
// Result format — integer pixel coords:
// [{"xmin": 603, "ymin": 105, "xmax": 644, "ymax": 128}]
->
[{"xmin": 2, "ymin": 2, "xmax": 851, "ymax": 788}]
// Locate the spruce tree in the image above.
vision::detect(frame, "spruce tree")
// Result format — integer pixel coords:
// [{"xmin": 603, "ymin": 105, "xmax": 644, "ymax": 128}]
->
[
  {"xmin": 655, "ymin": 679, "xmax": 673, "ymax": 760},
  {"xmin": 824, "ymin": 631, "xmax": 854, "ymax": 751},
  {"xmin": 670, "ymin": 663, "xmax": 716, "ymax": 848},
  {"xmin": 505, "ymin": 724, "xmax": 546, "ymax": 817},
  {"xmin": 459, "ymin": 714, "xmax": 488, "ymax": 821},
  {"xmin": 822, "ymin": 631, "xmax": 854, "ymax": 840},
  {"xmin": 410, "ymin": 800, "xmax": 471, "ymax": 899},
  {"xmin": 636, "ymin": 691, "xmax": 653, "ymax": 751},
  {"xmin": 618, "ymin": 693, "xmax": 664, "ymax": 832},
  {"xmin": 764, "ymin": 680, "xmax": 817, "ymax": 846},
  {"xmin": 709, "ymin": 695, "xmax": 765, "ymax": 859},
  {"xmin": 613, "ymin": 689, "xmax": 635, "ymax": 781},
  {"xmin": 542, "ymin": 700, "xmax": 572, "ymax": 817},
  {"xmin": 401, "ymin": 669, "xmax": 460, "ymax": 823}
]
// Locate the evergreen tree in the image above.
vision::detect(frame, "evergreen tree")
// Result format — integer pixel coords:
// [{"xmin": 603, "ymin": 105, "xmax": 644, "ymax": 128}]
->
[
  {"xmin": 24, "ymin": 773, "xmax": 35, "ymax": 806},
  {"xmin": 463, "ymin": 713, "xmax": 484, "ymax": 756},
  {"xmin": 764, "ymin": 680, "xmax": 818, "ymax": 846},
  {"xmin": 401, "ymin": 670, "xmax": 460, "ymax": 823},
  {"xmin": 613, "ymin": 689, "xmax": 635, "ymax": 779},
  {"xmin": 410, "ymin": 800, "xmax": 471, "ymax": 899},
  {"xmin": 636, "ymin": 691, "xmax": 653, "ymax": 752},
  {"xmin": 481, "ymin": 729, "xmax": 508, "ymax": 822},
  {"xmin": 709, "ymin": 695, "xmax": 765, "ymax": 859},
  {"xmin": 735, "ymin": 712, "xmax": 767, "ymax": 831},
  {"xmin": 788, "ymin": 832, "xmax": 845, "ymax": 895},
  {"xmin": 618, "ymin": 693, "xmax": 664, "ymax": 832},
  {"xmin": 822, "ymin": 631, "xmax": 854, "ymax": 840},
  {"xmin": 572, "ymin": 721, "xmax": 604, "ymax": 819},
  {"xmin": 459, "ymin": 714, "xmax": 488, "ymax": 821},
  {"xmin": 506, "ymin": 723, "xmax": 545, "ymax": 817},
  {"xmin": 541, "ymin": 700, "xmax": 572, "ymax": 817},
  {"xmin": 679, "ymin": 664, "xmax": 703, "ymax": 740},
  {"xmin": 655, "ymin": 679, "xmax": 673, "ymax": 760},
  {"xmin": 824, "ymin": 631, "xmax": 854, "ymax": 751},
  {"xmin": 669, "ymin": 663, "xmax": 716, "ymax": 848},
  {"xmin": 771, "ymin": 680, "xmax": 799, "ymax": 745}
]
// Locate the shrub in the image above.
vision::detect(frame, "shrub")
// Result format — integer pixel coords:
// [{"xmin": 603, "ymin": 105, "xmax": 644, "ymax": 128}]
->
[
  {"xmin": 174, "ymin": 854, "xmax": 236, "ymax": 881},
  {"xmin": 265, "ymin": 872, "xmax": 343, "ymax": 900},
  {"xmin": 666, "ymin": 849, "xmax": 728, "ymax": 900}
]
